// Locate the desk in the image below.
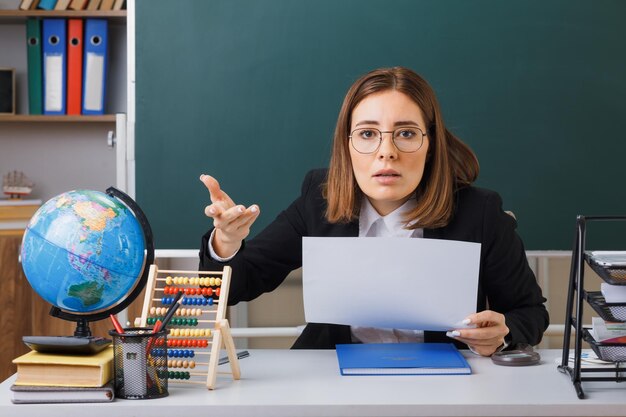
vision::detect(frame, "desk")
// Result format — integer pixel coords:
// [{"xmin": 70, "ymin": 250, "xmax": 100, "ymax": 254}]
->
[{"xmin": 1, "ymin": 349, "xmax": 625, "ymax": 417}]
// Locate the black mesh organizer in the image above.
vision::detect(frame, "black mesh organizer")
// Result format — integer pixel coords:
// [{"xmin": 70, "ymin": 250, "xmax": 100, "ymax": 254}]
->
[
  {"xmin": 586, "ymin": 253, "xmax": 626, "ymax": 285},
  {"xmin": 109, "ymin": 327, "xmax": 169, "ymax": 400},
  {"xmin": 558, "ymin": 215, "xmax": 626, "ymax": 399},
  {"xmin": 585, "ymin": 292, "xmax": 626, "ymax": 322},
  {"xmin": 582, "ymin": 328, "xmax": 626, "ymax": 362}
]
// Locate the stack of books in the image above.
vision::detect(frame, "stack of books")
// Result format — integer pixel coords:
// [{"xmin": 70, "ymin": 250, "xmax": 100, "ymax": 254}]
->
[{"xmin": 10, "ymin": 348, "xmax": 114, "ymax": 404}]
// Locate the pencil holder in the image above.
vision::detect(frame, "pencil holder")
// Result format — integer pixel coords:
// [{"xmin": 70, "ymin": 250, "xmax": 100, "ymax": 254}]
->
[{"xmin": 109, "ymin": 327, "xmax": 169, "ymax": 399}]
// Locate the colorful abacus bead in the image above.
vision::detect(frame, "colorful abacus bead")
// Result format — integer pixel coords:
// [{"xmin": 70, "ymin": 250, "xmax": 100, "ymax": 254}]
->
[{"xmin": 168, "ymin": 371, "xmax": 190, "ymax": 380}]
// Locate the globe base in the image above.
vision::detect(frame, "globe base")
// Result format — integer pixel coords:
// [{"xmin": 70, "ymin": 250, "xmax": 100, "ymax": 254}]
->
[{"xmin": 22, "ymin": 335, "xmax": 112, "ymax": 355}]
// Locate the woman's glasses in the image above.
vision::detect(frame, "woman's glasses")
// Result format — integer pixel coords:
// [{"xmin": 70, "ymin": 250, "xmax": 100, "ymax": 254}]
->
[{"xmin": 349, "ymin": 126, "xmax": 426, "ymax": 154}]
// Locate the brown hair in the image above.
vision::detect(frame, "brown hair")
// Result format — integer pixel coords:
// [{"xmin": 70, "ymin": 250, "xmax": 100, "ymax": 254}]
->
[{"xmin": 324, "ymin": 67, "xmax": 479, "ymax": 228}]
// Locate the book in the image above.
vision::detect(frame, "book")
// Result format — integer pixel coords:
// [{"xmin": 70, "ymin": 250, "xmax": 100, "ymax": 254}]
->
[
  {"xmin": 37, "ymin": 0, "xmax": 57, "ymax": 10},
  {"xmin": 112, "ymin": 0, "xmax": 124, "ymax": 10},
  {"xmin": 19, "ymin": 0, "xmax": 35, "ymax": 11},
  {"xmin": 99, "ymin": 0, "xmax": 113, "ymax": 10},
  {"xmin": 68, "ymin": 0, "xmax": 87, "ymax": 10},
  {"xmin": 86, "ymin": 0, "xmax": 101, "ymax": 10},
  {"xmin": 10, "ymin": 382, "xmax": 114, "ymax": 404},
  {"xmin": 54, "ymin": 0, "xmax": 71, "ymax": 10},
  {"xmin": 335, "ymin": 343, "xmax": 471, "ymax": 375},
  {"xmin": 12, "ymin": 347, "xmax": 113, "ymax": 387}
]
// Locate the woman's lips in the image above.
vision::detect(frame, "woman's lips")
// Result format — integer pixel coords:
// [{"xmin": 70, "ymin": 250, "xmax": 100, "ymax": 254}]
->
[{"xmin": 373, "ymin": 170, "xmax": 401, "ymax": 184}]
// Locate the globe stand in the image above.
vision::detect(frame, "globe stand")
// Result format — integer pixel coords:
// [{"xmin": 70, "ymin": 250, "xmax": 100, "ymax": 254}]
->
[
  {"xmin": 73, "ymin": 317, "xmax": 92, "ymax": 338},
  {"xmin": 21, "ymin": 186, "xmax": 155, "ymax": 356}
]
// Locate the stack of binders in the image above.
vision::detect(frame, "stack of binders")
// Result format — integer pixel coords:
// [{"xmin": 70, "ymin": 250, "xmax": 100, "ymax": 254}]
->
[{"xmin": 26, "ymin": 18, "xmax": 109, "ymax": 115}]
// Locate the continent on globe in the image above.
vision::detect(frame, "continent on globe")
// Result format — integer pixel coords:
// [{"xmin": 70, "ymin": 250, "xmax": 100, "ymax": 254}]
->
[{"xmin": 67, "ymin": 281, "xmax": 104, "ymax": 307}]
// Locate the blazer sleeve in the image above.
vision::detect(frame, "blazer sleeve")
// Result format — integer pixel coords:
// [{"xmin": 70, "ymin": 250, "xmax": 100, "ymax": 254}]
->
[
  {"xmin": 480, "ymin": 192, "xmax": 549, "ymax": 347},
  {"xmin": 198, "ymin": 170, "xmax": 318, "ymax": 305}
]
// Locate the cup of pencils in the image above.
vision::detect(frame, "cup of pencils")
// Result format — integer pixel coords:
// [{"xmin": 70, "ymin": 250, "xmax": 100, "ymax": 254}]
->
[{"xmin": 108, "ymin": 325, "xmax": 169, "ymax": 400}]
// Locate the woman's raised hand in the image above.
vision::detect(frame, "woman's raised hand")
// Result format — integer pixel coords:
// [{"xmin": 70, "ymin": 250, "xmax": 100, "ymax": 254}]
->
[{"xmin": 200, "ymin": 174, "xmax": 260, "ymax": 258}]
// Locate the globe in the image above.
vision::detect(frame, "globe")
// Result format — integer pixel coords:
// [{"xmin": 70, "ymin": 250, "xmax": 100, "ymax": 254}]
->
[{"xmin": 20, "ymin": 188, "xmax": 154, "ymax": 340}]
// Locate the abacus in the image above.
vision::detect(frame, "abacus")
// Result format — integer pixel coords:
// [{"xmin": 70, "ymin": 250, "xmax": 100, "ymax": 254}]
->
[{"xmin": 135, "ymin": 264, "xmax": 240, "ymax": 390}]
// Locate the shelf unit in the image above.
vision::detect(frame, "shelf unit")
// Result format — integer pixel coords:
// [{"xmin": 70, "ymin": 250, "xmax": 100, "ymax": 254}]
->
[
  {"xmin": 0, "ymin": 8, "xmax": 126, "ymax": 122},
  {"xmin": 0, "ymin": 1, "xmax": 131, "ymax": 382},
  {"xmin": 0, "ymin": 2, "xmax": 128, "ymax": 199},
  {"xmin": 558, "ymin": 215, "xmax": 626, "ymax": 399}
]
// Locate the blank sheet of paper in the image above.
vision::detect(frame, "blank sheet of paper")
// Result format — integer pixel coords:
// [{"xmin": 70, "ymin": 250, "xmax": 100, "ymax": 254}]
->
[{"xmin": 302, "ymin": 237, "xmax": 481, "ymax": 331}]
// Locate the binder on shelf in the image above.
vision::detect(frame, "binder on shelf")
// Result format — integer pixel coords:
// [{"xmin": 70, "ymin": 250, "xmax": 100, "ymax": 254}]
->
[
  {"xmin": 42, "ymin": 19, "xmax": 67, "ymax": 115},
  {"xmin": 37, "ymin": 0, "xmax": 57, "ymax": 10},
  {"xmin": 335, "ymin": 343, "xmax": 471, "ymax": 376},
  {"xmin": 67, "ymin": 19, "xmax": 83, "ymax": 115},
  {"xmin": 82, "ymin": 19, "xmax": 108, "ymax": 115},
  {"xmin": 26, "ymin": 18, "xmax": 43, "ymax": 115}
]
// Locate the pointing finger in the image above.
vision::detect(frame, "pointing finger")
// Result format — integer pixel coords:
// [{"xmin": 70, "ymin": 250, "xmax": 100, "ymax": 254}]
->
[{"xmin": 199, "ymin": 174, "xmax": 234, "ymax": 206}]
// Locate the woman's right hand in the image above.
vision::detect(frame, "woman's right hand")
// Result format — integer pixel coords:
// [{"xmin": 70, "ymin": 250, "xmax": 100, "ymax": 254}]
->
[{"xmin": 200, "ymin": 174, "xmax": 260, "ymax": 258}]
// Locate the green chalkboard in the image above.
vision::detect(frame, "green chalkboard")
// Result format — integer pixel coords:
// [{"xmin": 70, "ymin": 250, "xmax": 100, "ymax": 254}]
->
[{"xmin": 136, "ymin": 0, "xmax": 626, "ymax": 250}]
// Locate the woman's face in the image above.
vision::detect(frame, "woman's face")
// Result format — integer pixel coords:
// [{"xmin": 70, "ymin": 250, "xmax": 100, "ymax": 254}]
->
[{"xmin": 349, "ymin": 90, "xmax": 430, "ymax": 216}]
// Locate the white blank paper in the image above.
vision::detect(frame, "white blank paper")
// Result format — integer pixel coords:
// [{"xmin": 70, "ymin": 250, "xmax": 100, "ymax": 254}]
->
[{"xmin": 302, "ymin": 237, "xmax": 481, "ymax": 331}]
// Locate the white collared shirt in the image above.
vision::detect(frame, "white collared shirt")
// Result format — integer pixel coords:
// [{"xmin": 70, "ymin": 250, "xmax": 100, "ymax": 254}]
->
[{"xmin": 351, "ymin": 198, "xmax": 425, "ymax": 344}]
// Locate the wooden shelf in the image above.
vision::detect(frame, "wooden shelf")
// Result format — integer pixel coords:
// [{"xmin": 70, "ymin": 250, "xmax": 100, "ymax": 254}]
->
[
  {"xmin": 0, "ymin": 115, "xmax": 117, "ymax": 122},
  {"xmin": 0, "ymin": 10, "xmax": 126, "ymax": 23}
]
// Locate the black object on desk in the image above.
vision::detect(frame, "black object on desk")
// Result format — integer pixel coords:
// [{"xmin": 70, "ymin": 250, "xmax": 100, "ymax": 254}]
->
[
  {"xmin": 23, "ymin": 335, "xmax": 111, "ymax": 355},
  {"xmin": 492, "ymin": 344, "xmax": 540, "ymax": 367}
]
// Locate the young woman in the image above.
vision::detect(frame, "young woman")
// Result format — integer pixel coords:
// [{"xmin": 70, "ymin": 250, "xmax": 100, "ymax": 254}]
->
[{"xmin": 199, "ymin": 67, "xmax": 549, "ymax": 355}]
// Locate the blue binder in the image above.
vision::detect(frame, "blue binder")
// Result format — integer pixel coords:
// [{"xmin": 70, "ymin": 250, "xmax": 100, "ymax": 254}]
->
[
  {"xmin": 335, "ymin": 343, "xmax": 472, "ymax": 375},
  {"xmin": 42, "ymin": 19, "xmax": 67, "ymax": 115},
  {"xmin": 82, "ymin": 19, "xmax": 108, "ymax": 115}
]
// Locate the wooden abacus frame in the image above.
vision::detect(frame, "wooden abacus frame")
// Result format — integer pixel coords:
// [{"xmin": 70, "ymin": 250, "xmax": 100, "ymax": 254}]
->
[{"xmin": 135, "ymin": 264, "xmax": 240, "ymax": 390}]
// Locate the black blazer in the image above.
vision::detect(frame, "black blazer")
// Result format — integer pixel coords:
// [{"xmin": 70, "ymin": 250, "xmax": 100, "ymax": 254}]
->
[{"xmin": 200, "ymin": 169, "xmax": 549, "ymax": 349}]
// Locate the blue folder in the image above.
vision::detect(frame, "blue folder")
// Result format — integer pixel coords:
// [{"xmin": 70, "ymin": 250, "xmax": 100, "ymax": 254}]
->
[
  {"xmin": 335, "ymin": 343, "xmax": 472, "ymax": 375},
  {"xmin": 82, "ymin": 19, "xmax": 108, "ymax": 115},
  {"xmin": 42, "ymin": 19, "xmax": 67, "ymax": 115}
]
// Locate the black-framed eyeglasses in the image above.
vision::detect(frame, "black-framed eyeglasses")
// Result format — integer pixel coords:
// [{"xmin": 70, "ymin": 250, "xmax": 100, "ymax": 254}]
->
[{"xmin": 349, "ymin": 126, "xmax": 426, "ymax": 154}]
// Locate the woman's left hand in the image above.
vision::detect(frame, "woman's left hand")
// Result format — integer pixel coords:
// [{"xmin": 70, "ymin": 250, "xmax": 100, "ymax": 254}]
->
[{"xmin": 447, "ymin": 310, "xmax": 509, "ymax": 356}]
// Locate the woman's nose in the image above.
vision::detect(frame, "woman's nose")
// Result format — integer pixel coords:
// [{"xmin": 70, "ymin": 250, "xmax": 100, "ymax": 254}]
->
[{"xmin": 377, "ymin": 132, "xmax": 398, "ymax": 160}]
